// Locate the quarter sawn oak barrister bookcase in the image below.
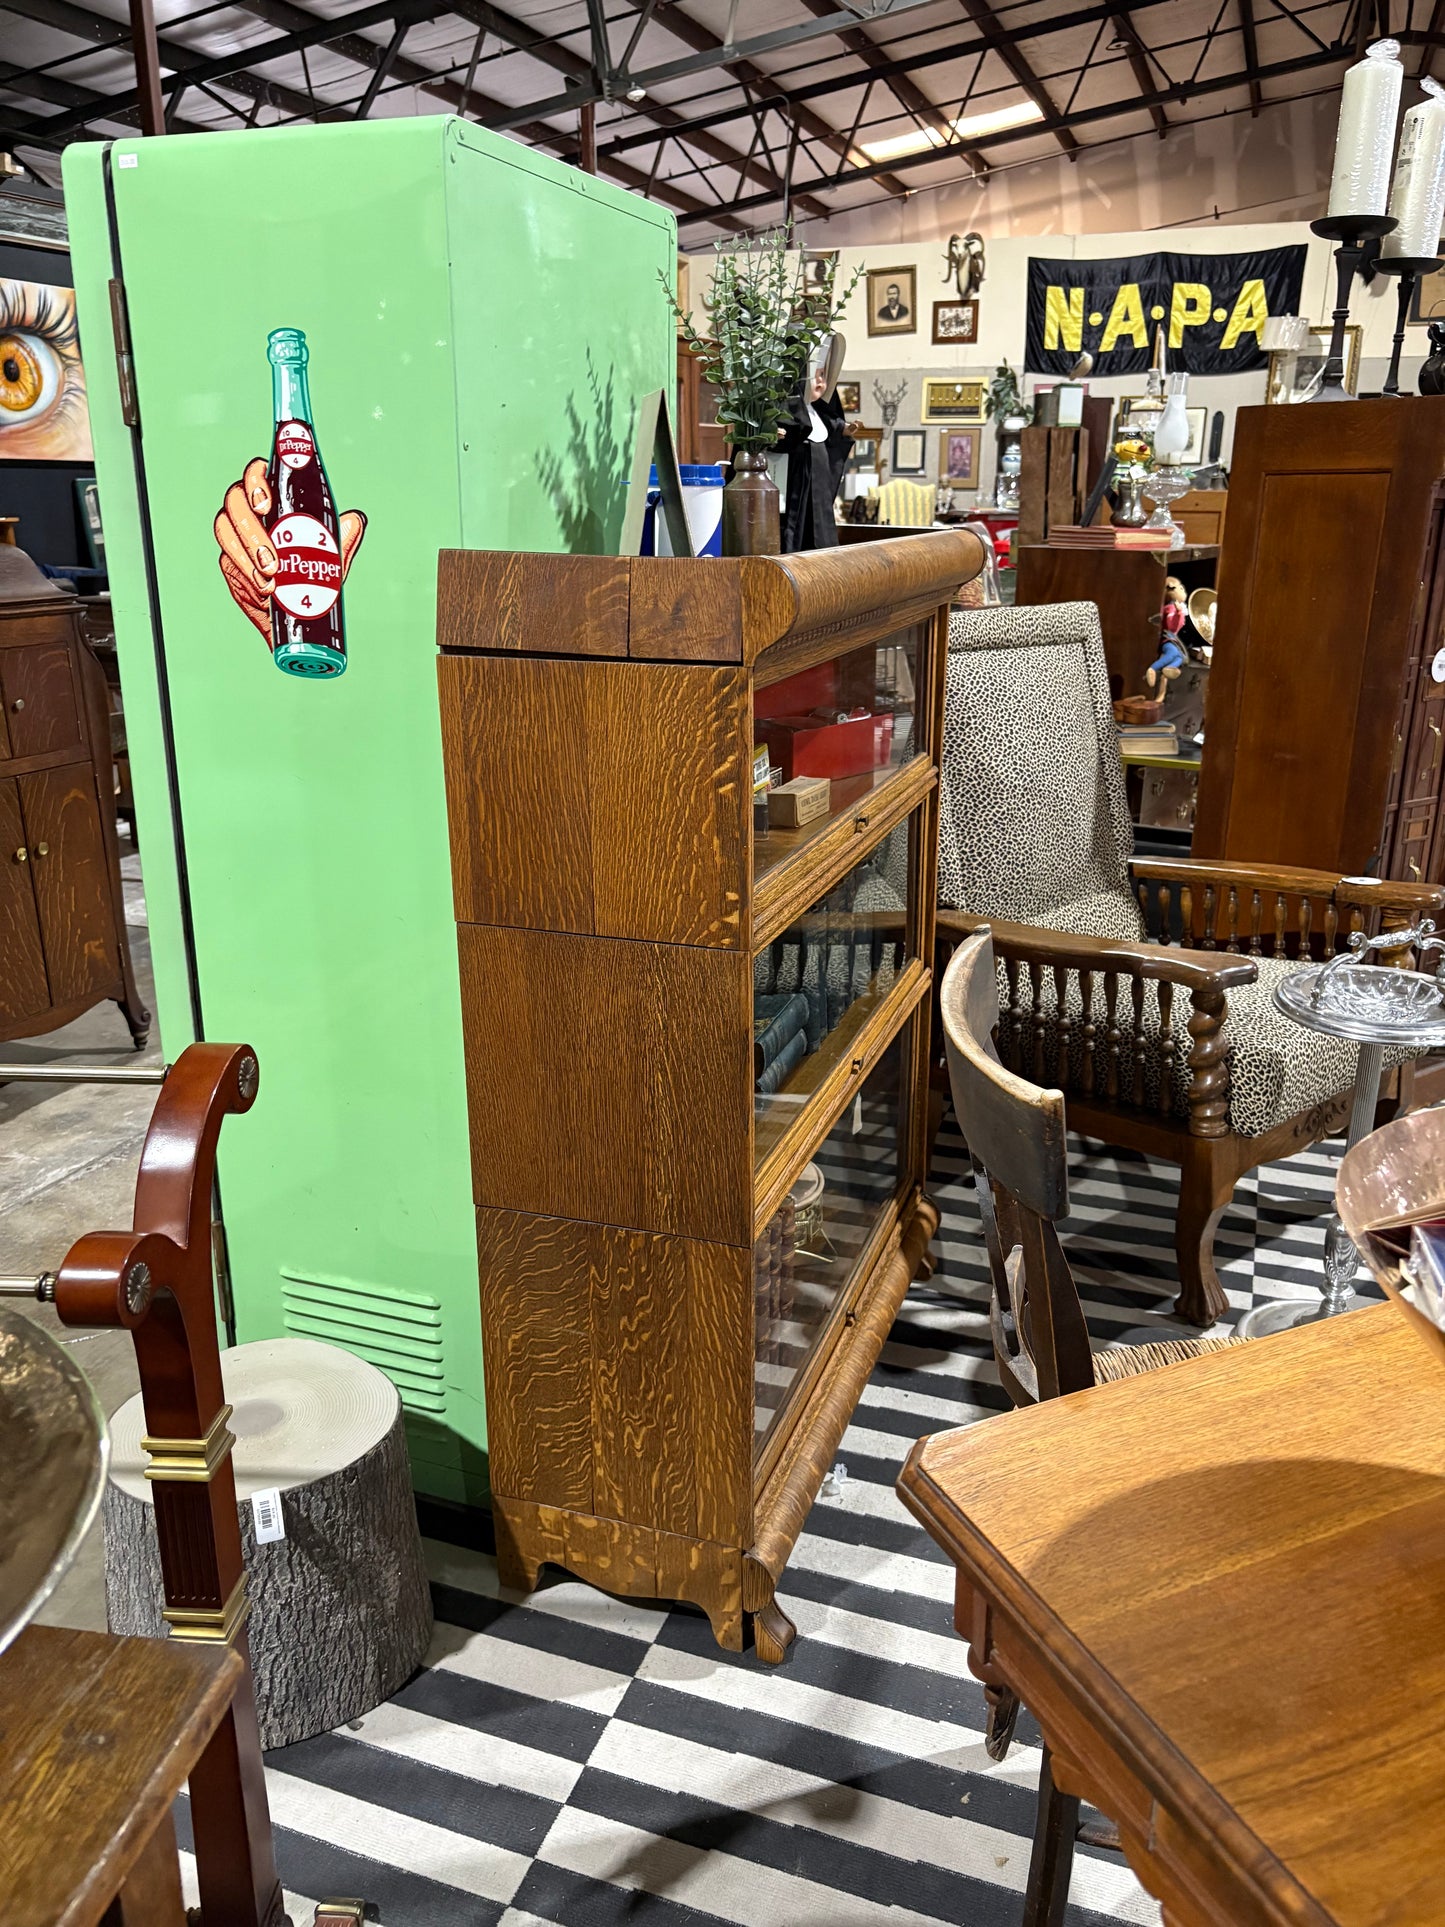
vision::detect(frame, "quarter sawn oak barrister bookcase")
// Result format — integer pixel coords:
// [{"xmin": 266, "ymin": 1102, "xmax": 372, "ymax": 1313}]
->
[{"xmin": 437, "ymin": 532, "xmax": 983, "ymax": 1660}]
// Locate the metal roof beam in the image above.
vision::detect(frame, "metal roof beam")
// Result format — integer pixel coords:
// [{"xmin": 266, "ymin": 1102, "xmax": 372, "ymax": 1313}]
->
[
  {"xmin": 955, "ymin": 0, "xmax": 1078, "ymax": 155},
  {"xmin": 1110, "ymin": 12, "xmax": 1169, "ymax": 133},
  {"xmin": 676, "ymin": 34, "xmax": 1369, "ymax": 224},
  {"xmin": 608, "ymin": 0, "xmax": 912, "ymax": 199},
  {"xmin": 0, "ymin": 0, "xmax": 334, "ymax": 126},
  {"xmin": 1238, "ymin": 0, "xmax": 1263, "ymax": 114},
  {"xmin": 599, "ymin": 0, "xmax": 1171, "ymax": 157}
]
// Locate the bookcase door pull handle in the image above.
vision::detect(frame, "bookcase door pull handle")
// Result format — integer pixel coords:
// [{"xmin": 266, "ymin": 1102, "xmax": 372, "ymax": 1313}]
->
[
  {"xmin": 853, "ymin": 813, "xmax": 869, "ymax": 833},
  {"xmin": 850, "ymin": 1056, "xmax": 865, "ymax": 1074}
]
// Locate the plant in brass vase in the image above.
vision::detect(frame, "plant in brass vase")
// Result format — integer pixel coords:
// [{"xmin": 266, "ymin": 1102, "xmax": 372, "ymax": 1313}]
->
[{"xmin": 665, "ymin": 228, "xmax": 860, "ymax": 556}]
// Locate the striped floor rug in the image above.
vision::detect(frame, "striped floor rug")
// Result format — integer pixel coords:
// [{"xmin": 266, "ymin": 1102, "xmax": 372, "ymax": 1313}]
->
[{"xmin": 177, "ymin": 1114, "xmax": 1367, "ymax": 1926}]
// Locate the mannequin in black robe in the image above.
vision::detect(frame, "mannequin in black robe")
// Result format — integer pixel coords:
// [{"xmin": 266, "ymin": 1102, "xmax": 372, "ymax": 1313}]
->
[{"xmin": 778, "ymin": 362, "xmax": 851, "ymax": 552}]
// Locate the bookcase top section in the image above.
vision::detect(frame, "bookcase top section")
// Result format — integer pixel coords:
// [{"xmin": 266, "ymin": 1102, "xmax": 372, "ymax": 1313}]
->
[{"xmin": 436, "ymin": 531, "xmax": 985, "ymax": 670}]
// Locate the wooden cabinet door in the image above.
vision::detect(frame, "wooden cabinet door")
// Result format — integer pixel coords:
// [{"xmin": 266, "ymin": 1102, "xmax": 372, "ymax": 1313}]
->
[
  {"xmin": 0, "ymin": 778, "xmax": 49, "ymax": 1024},
  {"xmin": 0, "ymin": 642, "xmax": 81, "ymax": 760},
  {"xmin": 19, "ymin": 764, "xmax": 117, "ymax": 1007}
]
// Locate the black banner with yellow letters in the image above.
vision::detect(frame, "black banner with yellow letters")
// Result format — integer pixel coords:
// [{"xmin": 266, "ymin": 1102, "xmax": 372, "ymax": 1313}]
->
[{"xmin": 1024, "ymin": 247, "xmax": 1306, "ymax": 376}]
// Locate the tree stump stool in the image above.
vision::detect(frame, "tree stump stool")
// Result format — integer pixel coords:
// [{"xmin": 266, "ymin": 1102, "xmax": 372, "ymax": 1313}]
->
[{"xmin": 104, "ymin": 1337, "xmax": 432, "ymax": 1749}]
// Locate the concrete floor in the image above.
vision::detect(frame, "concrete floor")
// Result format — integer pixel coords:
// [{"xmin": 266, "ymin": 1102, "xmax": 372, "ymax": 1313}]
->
[{"xmin": 2, "ymin": 843, "xmax": 162, "ymax": 1633}]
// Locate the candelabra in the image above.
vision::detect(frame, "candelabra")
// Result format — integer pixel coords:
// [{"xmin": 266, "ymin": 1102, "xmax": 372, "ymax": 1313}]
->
[
  {"xmin": 1377, "ymin": 253, "xmax": 1443, "ymax": 395},
  {"xmin": 1308, "ymin": 213, "xmax": 1398, "ymax": 400}
]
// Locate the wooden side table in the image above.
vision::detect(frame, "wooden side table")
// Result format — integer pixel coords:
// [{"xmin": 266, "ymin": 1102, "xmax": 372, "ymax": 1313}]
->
[
  {"xmin": 899, "ymin": 1306, "xmax": 1445, "ymax": 1926},
  {"xmin": 0, "ymin": 1624, "xmax": 242, "ymax": 1927}
]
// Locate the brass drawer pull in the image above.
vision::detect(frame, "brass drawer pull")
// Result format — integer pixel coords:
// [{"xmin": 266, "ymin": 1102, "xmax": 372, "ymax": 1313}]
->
[
  {"xmin": 13, "ymin": 846, "xmax": 26, "ymax": 863},
  {"xmin": 35, "ymin": 843, "xmax": 48, "ymax": 857},
  {"xmin": 10, "ymin": 698, "xmax": 23, "ymax": 712}
]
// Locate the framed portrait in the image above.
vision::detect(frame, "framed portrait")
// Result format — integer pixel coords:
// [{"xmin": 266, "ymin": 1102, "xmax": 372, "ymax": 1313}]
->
[
  {"xmin": 1410, "ymin": 264, "xmax": 1445, "ymax": 323},
  {"xmin": 1266, "ymin": 325, "xmax": 1361, "ymax": 402},
  {"xmin": 939, "ymin": 426, "xmax": 981, "ymax": 487},
  {"xmin": 892, "ymin": 428, "xmax": 927, "ymax": 476},
  {"xmin": 922, "ymin": 378, "xmax": 986, "ymax": 422},
  {"xmin": 800, "ymin": 249, "xmax": 839, "ymax": 294},
  {"xmin": 0, "ymin": 277, "xmax": 92, "ymax": 461},
  {"xmin": 835, "ymin": 380, "xmax": 861, "ymax": 415},
  {"xmin": 1119, "ymin": 398, "xmax": 1208, "ymax": 463},
  {"xmin": 932, "ymin": 299, "xmax": 979, "ymax": 345},
  {"xmin": 867, "ymin": 266, "xmax": 917, "ymax": 337}
]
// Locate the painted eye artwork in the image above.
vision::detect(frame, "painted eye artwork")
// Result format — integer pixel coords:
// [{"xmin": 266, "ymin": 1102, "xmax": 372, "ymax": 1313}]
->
[{"xmin": 0, "ymin": 279, "xmax": 93, "ymax": 462}]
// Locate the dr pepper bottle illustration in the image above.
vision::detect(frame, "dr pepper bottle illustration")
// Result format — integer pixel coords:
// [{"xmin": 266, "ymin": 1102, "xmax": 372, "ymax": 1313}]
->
[{"xmin": 265, "ymin": 327, "xmax": 347, "ymax": 678}]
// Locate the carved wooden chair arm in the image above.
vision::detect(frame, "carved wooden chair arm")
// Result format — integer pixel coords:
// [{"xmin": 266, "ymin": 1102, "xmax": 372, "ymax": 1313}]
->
[
  {"xmin": 935, "ymin": 910, "xmax": 1250, "ymax": 1135},
  {"xmin": 1127, "ymin": 857, "xmax": 1445, "ymax": 958},
  {"xmin": 935, "ymin": 908, "xmax": 1257, "ymax": 994}
]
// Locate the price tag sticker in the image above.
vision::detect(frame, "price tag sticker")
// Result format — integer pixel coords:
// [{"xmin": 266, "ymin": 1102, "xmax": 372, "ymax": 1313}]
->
[
  {"xmin": 1432, "ymin": 647, "xmax": 1445, "ymax": 684},
  {"xmin": 251, "ymin": 1488, "xmax": 286, "ymax": 1544}
]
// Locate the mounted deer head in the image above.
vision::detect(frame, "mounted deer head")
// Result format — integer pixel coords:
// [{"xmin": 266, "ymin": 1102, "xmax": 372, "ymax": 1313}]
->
[{"xmin": 873, "ymin": 378, "xmax": 908, "ymax": 427}]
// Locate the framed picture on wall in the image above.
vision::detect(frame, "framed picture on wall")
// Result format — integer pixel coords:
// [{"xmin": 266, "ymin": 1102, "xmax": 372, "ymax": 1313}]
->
[
  {"xmin": 932, "ymin": 299, "xmax": 979, "ymax": 345},
  {"xmin": 0, "ymin": 278, "xmax": 93, "ymax": 461},
  {"xmin": 835, "ymin": 380, "xmax": 862, "ymax": 415},
  {"xmin": 1410, "ymin": 264, "xmax": 1445, "ymax": 323},
  {"xmin": 866, "ymin": 266, "xmax": 917, "ymax": 336},
  {"xmin": 849, "ymin": 428, "xmax": 883, "ymax": 469},
  {"xmin": 892, "ymin": 428, "xmax": 927, "ymax": 475},
  {"xmin": 1266, "ymin": 325, "xmax": 1361, "ymax": 402},
  {"xmin": 939, "ymin": 426, "xmax": 981, "ymax": 487},
  {"xmin": 922, "ymin": 378, "xmax": 986, "ymax": 422},
  {"xmin": 1119, "ymin": 399, "xmax": 1208, "ymax": 463}
]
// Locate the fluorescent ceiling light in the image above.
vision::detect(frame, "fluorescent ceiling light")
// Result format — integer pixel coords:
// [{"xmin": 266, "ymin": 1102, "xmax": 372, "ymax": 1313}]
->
[{"xmin": 859, "ymin": 96, "xmax": 1044, "ymax": 163}]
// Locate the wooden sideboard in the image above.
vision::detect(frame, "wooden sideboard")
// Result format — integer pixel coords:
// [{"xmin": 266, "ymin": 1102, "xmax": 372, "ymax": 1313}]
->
[
  {"xmin": 1196, "ymin": 399, "xmax": 1445, "ymax": 880},
  {"xmin": 0, "ymin": 558, "xmax": 148, "ymax": 1047},
  {"xmin": 436, "ymin": 532, "xmax": 983, "ymax": 1661}
]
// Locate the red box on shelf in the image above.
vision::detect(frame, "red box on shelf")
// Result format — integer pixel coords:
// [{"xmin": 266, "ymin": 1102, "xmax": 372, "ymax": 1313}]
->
[{"xmin": 757, "ymin": 711, "xmax": 895, "ymax": 782}]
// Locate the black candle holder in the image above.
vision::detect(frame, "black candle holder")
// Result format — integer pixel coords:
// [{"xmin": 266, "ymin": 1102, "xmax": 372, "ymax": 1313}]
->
[
  {"xmin": 1376, "ymin": 254, "xmax": 1443, "ymax": 395},
  {"xmin": 1308, "ymin": 213, "xmax": 1398, "ymax": 401}
]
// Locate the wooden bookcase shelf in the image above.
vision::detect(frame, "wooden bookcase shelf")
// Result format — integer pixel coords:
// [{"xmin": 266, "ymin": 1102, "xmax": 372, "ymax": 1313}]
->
[{"xmin": 436, "ymin": 531, "xmax": 983, "ymax": 1661}]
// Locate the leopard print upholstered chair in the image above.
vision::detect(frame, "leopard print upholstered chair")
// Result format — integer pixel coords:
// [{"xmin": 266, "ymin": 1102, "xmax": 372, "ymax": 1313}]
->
[{"xmin": 934, "ymin": 600, "xmax": 1443, "ymax": 1327}]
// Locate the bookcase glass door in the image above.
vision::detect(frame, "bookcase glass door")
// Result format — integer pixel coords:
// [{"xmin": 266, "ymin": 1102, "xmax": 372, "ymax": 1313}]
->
[{"xmin": 752, "ymin": 1017, "xmax": 912, "ymax": 1453}]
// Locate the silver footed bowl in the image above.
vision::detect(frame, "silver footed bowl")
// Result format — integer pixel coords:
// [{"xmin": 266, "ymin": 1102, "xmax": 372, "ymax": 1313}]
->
[{"xmin": 1275, "ymin": 962, "xmax": 1445, "ymax": 1046}]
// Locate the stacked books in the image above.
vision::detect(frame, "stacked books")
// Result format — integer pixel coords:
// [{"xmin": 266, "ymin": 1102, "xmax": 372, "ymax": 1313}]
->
[
  {"xmin": 755, "ymin": 991, "xmax": 810, "ymax": 1094},
  {"xmin": 1049, "ymin": 524, "xmax": 1173, "ymax": 549},
  {"xmin": 1117, "ymin": 720, "xmax": 1179, "ymax": 758}
]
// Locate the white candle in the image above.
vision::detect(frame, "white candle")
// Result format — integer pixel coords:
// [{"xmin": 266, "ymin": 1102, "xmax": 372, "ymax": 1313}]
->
[
  {"xmin": 1327, "ymin": 38, "xmax": 1403, "ymax": 217},
  {"xmin": 1384, "ymin": 78, "xmax": 1445, "ymax": 257}
]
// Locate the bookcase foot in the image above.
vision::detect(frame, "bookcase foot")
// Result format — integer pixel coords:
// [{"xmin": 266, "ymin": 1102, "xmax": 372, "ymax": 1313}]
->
[{"xmin": 752, "ymin": 1599, "xmax": 797, "ymax": 1665}]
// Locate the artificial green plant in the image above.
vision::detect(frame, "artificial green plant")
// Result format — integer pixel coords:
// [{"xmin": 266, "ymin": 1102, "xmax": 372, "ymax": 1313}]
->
[{"xmin": 665, "ymin": 228, "xmax": 861, "ymax": 451}]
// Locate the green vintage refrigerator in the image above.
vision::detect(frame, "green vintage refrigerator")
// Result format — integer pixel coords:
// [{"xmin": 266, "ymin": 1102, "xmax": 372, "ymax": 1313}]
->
[{"xmin": 63, "ymin": 117, "xmax": 676, "ymax": 1504}]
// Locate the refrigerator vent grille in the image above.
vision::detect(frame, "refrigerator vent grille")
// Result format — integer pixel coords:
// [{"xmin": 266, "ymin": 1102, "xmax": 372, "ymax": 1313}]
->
[{"xmin": 279, "ymin": 1268, "xmax": 447, "ymax": 1415}]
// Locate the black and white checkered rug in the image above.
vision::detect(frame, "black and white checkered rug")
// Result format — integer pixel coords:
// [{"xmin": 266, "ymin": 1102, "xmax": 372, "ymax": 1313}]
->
[{"xmin": 177, "ymin": 1114, "xmax": 1367, "ymax": 1926}]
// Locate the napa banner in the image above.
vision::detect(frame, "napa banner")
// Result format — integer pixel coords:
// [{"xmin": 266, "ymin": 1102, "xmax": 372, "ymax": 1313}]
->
[{"xmin": 1024, "ymin": 246, "xmax": 1307, "ymax": 376}]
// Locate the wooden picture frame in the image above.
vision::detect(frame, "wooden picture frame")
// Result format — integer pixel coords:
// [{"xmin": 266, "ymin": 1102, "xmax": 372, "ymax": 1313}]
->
[
  {"xmin": 835, "ymin": 381, "xmax": 861, "ymax": 415},
  {"xmin": 1266, "ymin": 325, "xmax": 1361, "ymax": 403},
  {"xmin": 1410, "ymin": 264, "xmax": 1445, "ymax": 324},
  {"xmin": 922, "ymin": 378, "xmax": 986, "ymax": 422},
  {"xmin": 848, "ymin": 425, "xmax": 887, "ymax": 478},
  {"xmin": 892, "ymin": 428, "xmax": 927, "ymax": 475},
  {"xmin": 932, "ymin": 299, "xmax": 979, "ymax": 345},
  {"xmin": 939, "ymin": 426, "xmax": 981, "ymax": 487},
  {"xmin": 867, "ymin": 266, "xmax": 917, "ymax": 336},
  {"xmin": 1119, "ymin": 398, "xmax": 1208, "ymax": 463}
]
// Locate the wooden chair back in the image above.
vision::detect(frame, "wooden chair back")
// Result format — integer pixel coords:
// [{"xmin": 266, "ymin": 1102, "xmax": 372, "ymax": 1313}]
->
[{"xmin": 939, "ymin": 925, "xmax": 1095, "ymax": 1405}]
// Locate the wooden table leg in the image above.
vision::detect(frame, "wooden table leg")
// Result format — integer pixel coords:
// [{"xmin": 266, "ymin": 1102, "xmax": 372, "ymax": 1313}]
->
[
  {"xmin": 101, "ymin": 1808, "xmax": 187, "ymax": 1926},
  {"xmin": 1023, "ymin": 1746, "xmax": 1079, "ymax": 1927}
]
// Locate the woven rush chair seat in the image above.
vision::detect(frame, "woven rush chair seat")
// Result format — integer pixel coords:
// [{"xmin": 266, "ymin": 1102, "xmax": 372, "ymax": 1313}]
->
[
  {"xmin": 933, "ymin": 599, "xmax": 1444, "ymax": 1328},
  {"xmin": 1090, "ymin": 1332, "xmax": 1248, "ymax": 1382}
]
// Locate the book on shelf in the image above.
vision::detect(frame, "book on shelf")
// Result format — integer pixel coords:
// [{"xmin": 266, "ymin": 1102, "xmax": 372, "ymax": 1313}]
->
[
  {"xmin": 755, "ymin": 1026, "xmax": 808, "ymax": 1095},
  {"xmin": 754, "ymin": 992, "xmax": 811, "ymax": 1076},
  {"xmin": 1117, "ymin": 721, "xmax": 1179, "ymax": 757},
  {"xmin": 1048, "ymin": 525, "xmax": 1173, "ymax": 549}
]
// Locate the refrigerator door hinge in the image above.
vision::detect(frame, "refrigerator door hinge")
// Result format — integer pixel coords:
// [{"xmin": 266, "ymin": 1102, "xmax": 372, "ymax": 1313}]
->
[
  {"xmin": 211, "ymin": 1212, "xmax": 236, "ymax": 1340},
  {"xmin": 108, "ymin": 277, "xmax": 139, "ymax": 427}
]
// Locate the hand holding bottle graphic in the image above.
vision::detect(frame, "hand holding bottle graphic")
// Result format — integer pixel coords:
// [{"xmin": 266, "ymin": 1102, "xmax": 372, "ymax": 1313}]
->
[
  {"xmin": 215, "ymin": 459, "xmax": 365, "ymax": 640},
  {"xmin": 214, "ymin": 329, "xmax": 366, "ymax": 679}
]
